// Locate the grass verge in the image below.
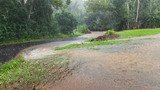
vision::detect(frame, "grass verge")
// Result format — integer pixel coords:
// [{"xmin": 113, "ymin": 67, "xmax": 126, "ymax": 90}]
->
[
  {"xmin": 55, "ymin": 39, "xmax": 127, "ymax": 50},
  {"xmin": 56, "ymin": 28, "xmax": 160, "ymax": 50},
  {"xmin": 117, "ymin": 28, "xmax": 160, "ymax": 38},
  {"xmin": 0, "ymin": 54, "xmax": 71, "ymax": 90}
]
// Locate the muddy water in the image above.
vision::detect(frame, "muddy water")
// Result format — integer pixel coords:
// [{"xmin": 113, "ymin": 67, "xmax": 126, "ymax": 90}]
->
[
  {"xmin": 0, "ymin": 42, "xmax": 47, "ymax": 63},
  {"xmin": 16, "ymin": 32, "xmax": 160, "ymax": 90},
  {"xmin": 0, "ymin": 32, "xmax": 104, "ymax": 63},
  {"xmin": 50, "ymin": 37, "xmax": 160, "ymax": 90},
  {"xmin": 22, "ymin": 32, "xmax": 104, "ymax": 60}
]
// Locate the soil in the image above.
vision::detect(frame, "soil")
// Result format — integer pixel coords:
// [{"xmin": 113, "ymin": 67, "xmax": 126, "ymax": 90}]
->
[
  {"xmin": 20, "ymin": 32, "xmax": 160, "ymax": 90},
  {"xmin": 21, "ymin": 31, "xmax": 105, "ymax": 60},
  {"xmin": 94, "ymin": 34, "xmax": 119, "ymax": 41},
  {"xmin": 50, "ymin": 35, "xmax": 160, "ymax": 90}
]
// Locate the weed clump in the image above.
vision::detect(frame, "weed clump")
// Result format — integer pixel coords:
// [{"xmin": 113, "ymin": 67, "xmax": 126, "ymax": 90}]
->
[
  {"xmin": 105, "ymin": 30, "xmax": 116, "ymax": 35},
  {"xmin": 90, "ymin": 30, "xmax": 119, "ymax": 41}
]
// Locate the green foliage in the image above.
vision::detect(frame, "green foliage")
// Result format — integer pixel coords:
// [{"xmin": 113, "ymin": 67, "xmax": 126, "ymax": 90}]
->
[
  {"xmin": 0, "ymin": 57, "xmax": 25, "ymax": 84},
  {"xmin": 0, "ymin": 0, "xmax": 27, "ymax": 40},
  {"xmin": 86, "ymin": 0, "xmax": 160, "ymax": 30},
  {"xmin": 55, "ymin": 40, "xmax": 122, "ymax": 50},
  {"xmin": 68, "ymin": 0, "xmax": 86, "ymax": 24},
  {"xmin": 0, "ymin": 0, "xmax": 57, "ymax": 41},
  {"xmin": 85, "ymin": 0, "xmax": 114, "ymax": 31},
  {"xmin": 85, "ymin": 12, "xmax": 110, "ymax": 31},
  {"xmin": 0, "ymin": 55, "xmax": 70, "ymax": 89},
  {"xmin": 56, "ymin": 28, "xmax": 160, "ymax": 50},
  {"xmin": 55, "ymin": 11, "xmax": 78, "ymax": 34},
  {"xmin": 0, "ymin": 0, "xmax": 74, "ymax": 43},
  {"xmin": 86, "ymin": 0, "xmax": 110, "ymax": 12},
  {"xmin": 106, "ymin": 30, "xmax": 116, "ymax": 35},
  {"xmin": 51, "ymin": 0, "xmax": 63, "ymax": 8},
  {"xmin": 75, "ymin": 24, "xmax": 90, "ymax": 34}
]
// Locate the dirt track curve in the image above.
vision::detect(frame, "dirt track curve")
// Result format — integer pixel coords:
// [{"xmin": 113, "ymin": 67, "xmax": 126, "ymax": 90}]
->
[{"xmin": 22, "ymin": 32, "xmax": 160, "ymax": 90}]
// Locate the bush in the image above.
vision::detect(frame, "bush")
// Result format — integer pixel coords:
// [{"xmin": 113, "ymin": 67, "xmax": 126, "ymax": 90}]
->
[
  {"xmin": 85, "ymin": 12, "xmax": 110, "ymax": 31},
  {"xmin": 75, "ymin": 24, "xmax": 90, "ymax": 34},
  {"xmin": 55, "ymin": 12, "xmax": 78, "ymax": 34},
  {"xmin": 105, "ymin": 30, "xmax": 116, "ymax": 35}
]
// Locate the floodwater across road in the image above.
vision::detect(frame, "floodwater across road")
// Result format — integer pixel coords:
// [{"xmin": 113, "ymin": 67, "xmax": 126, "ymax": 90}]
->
[
  {"xmin": 0, "ymin": 32, "xmax": 104, "ymax": 63},
  {"xmin": 48, "ymin": 34, "xmax": 160, "ymax": 90}
]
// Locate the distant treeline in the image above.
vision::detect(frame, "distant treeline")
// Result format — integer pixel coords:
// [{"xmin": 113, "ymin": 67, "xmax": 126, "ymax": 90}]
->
[{"xmin": 85, "ymin": 0, "xmax": 160, "ymax": 31}]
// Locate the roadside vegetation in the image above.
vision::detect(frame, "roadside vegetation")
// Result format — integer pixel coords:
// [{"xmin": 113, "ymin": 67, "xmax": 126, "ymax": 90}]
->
[
  {"xmin": 0, "ymin": 0, "xmax": 81, "ymax": 45},
  {"xmin": 55, "ymin": 40, "xmax": 125, "ymax": 50},
  {"xmin": 86, "ymin": 0, "xmax": 160, "ymax": 31},
  {"xmin": 117, "ymin": 28, "xmax": 160, "ymax": 38},
  {"xmin": 54, "ymin": 0, "xmax": 160, "ymax": 50},
  {"xmin": 74, "ymin": 24, "xmax": 91, "ymax": 34},
  {"xmin": 0, "ymin": 54, "xmax": 71, "ymax": 89},
  {"xmin": 0, "ymin": 0, "xmax": 160, "ymax": 45},
  {"xmin": 56, "ymin": 28, "xmax": 160, "ymax": 50}
]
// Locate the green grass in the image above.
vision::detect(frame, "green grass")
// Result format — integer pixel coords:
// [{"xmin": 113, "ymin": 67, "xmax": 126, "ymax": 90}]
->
[
  {"xmin": 0, "ymin": 57, "xmax": 45, "ymax": 85},
  {"xmin": 117, "ymin": 28, "xmax": 160, "ymax": 38},
  {"xmin": 0, "ymin": 55, "xmax": 70, "ymax": 89},
  {"xmin": 55, "ymin": 39, "xmax": 126, "ymax": 50},
  {"xmin": 56, "ymin": 28, "xmax": 160, "ymax": 50}
]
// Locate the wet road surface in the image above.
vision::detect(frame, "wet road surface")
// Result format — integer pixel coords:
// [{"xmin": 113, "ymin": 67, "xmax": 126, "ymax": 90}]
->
[
  {"xmin": 22, "ymin": 32, "xmax": 104, "ymax": 60},
  {"xmin": 51, "ymin": 35, "xmax": 160, "ymax": 90},
  {"xmin": 22, "ymin": 32, "xmax": 160, "ymax": 90},
  {"xmin": 0, "ymin": 42, "xmax": 47, "ymax": 63}
]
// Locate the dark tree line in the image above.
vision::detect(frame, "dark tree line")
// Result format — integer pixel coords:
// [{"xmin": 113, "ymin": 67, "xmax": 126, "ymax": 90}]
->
[
  {"xmin": 0, "ymin": 0, "xmax": 77, "ymax": 41},
  {"xmin": 86, "ymin": 0, "xmax": 160, "ymax": 31}
]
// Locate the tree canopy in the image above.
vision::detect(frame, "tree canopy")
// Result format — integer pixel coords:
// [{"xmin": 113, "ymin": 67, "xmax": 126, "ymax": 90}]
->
[
  {"xmin": 86, "ymin": 0, "xmax": 160, "ymax": 30},
  {"xmin": 0, "ymin": 0, "xmax": 77, "ymax": 41},
  {"xmin": 0, "ymin": 0, "xmax": 160, "ymax": 42}
]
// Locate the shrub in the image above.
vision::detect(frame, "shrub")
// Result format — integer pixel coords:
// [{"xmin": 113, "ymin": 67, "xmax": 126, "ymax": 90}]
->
[
  {"xmin": 55, "ymin": 12, "xmax": 78, "ymax": 34},
  {"xmin": 75, "ymin": 24, "xmax": 90, "ymax": 34},
  {"xmin": 105, "ymin": 30, "xmax": 116, "ymax": 35}
]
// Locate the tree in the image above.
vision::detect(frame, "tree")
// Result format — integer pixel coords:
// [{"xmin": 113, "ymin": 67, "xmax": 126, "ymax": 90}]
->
[
  {"xmin": 0, "ymin": 0, "xmax": 28, "ymax": 40},
  {"xmin": 136, "ymin": 0, "xmax": 140, "ymax": 23},
  {"xmin": 86, "ymin": 0, "xmax": 160, "ymax": 30},
  {"xmin": 55, "ymin": 11, "xmax": 78, "ymax": 34},
  {"xmin": 85, "ymin": 12, "xmax": 112, "ymax": 31},
  {"xmin": 68, "ymin": 0, "xmax": 87, "ymax": 24},
  {"xmin": 0, "ymin": 0, "xmax": 64, "ymax": 41},
  {"xmin": 109, "ymin": 0, "xmax": 128, "ymax": 30},
  {"xmin": 86, "ymin": 0, "xmax": 113, "ymax": 31}
]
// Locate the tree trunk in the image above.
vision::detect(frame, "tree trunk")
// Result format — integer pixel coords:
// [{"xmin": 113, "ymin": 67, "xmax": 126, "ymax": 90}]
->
[
  {"xmin": 28, "ymin": 0, "xmax": 34, "ymax": 20},
  {"xmin": 126, "ymin": 0, "xmax": 130, "ymax": 29},
  {"xmin": 136, "ymin": 0, "xmax": 140, "ymax": 22}
]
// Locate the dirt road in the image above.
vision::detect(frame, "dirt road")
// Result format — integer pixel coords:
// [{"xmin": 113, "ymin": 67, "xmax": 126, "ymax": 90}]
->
[
  {"xmin": 22, "ymin": 32, "xmax": 104, "ymax": 60},
  {"xmin": 22, "ymin": 32, "xmax": 160, "ymax": 90},
  {"xmin": 52, "ymin": 36, "xmax": 160, "ymax": 90}
]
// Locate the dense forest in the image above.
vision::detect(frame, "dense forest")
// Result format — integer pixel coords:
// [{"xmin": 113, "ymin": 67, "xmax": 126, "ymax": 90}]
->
[
  {"xmin": 0, "ymin": 0, "xmax": 78, "ymax": 42},
  {"xmin": 86, "ymin": 0, "xmax": 160, "ymax": 31},
  {"xmin": 0, "ymin": 0, "xmax": 160, "ymax": 42}
]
